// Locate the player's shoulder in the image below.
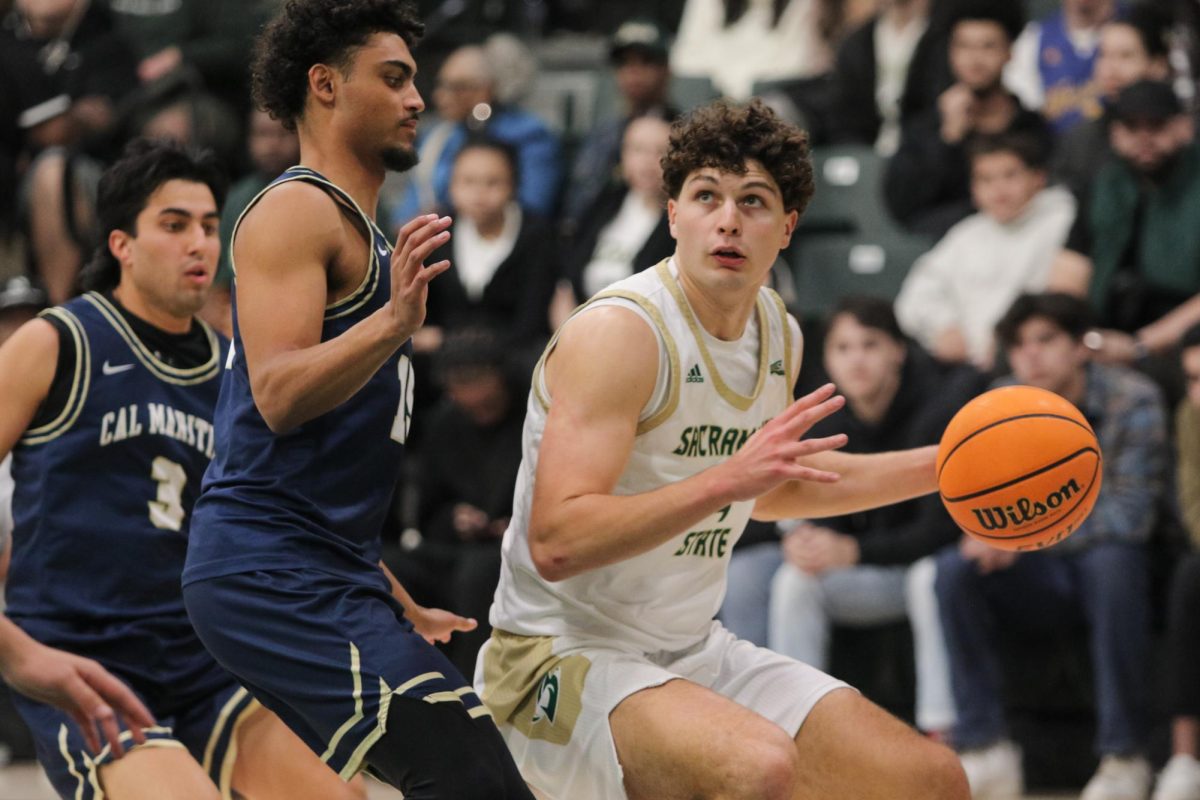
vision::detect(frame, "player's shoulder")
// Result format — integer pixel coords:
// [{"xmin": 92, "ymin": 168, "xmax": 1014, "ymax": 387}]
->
[{"xmin": 235, "ymin": 178, "xmax": 346, "ymax": 247}]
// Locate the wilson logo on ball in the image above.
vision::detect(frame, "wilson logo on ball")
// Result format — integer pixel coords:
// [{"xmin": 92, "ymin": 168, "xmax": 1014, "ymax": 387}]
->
[{"xmin": 969, "ymin": 477, "xmax": 1082, "ymax": 531}]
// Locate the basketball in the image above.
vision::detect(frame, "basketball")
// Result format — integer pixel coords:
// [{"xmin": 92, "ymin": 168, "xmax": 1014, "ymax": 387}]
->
[{"xmin": 936, "ymin": 385, "xmax": 1103, "ymax": 552}]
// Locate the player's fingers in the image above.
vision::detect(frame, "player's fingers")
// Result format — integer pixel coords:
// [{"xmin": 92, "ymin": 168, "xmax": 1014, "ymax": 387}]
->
[
  {"xmin": 68, "ymin": 711, "xmax": 101, "ymax": 755},
  {"xmin": 456, "ymin": 616, "xmax": 478, "ymax": 632},
  {"xmin": 98, "ymin": 712, "xmax": 126, "ymax": 758},
  {"xmin": 80, "ymin": 662, "xmax": 155, "ymax": 732},
  {"xmin": 781, "ymin": 463, "xmax": 841, "ymax": 483},
  {"xmin": 394, "ymin": 216, "xmax": 451, "ymax": 272},
  {"xmin": 411, "ymin": 260, "xmax": 451, "ymax": 287},
  {"xmin": 773, "ymin": 383, "xmax": 838, "ymax": 425},
  {"xmin": 400, "ymin": 229, "xmax": 451, "ymax": 282},
  {"xmin": 779, "ymin": 433, "xmax": 847, "ymax": 460},
  {"xmin": 393, "ymin": 213, "xmax": 439, "ymax": 246},
  {"xmin": 62, "ymin": 675, "xmax": 116, "ymax": 754},
  {"xmin": 778, "ymin": 395, "xmax": 845, "ymax": 439}
]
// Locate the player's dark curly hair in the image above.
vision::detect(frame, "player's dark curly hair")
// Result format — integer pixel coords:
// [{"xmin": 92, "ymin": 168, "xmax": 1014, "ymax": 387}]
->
[
  {"xmin": 252, "ymin": 0, "xmax": 424, "ymax": 131},
  {"xmin": 661, "ymin": 99, "xmax": 815, "ymax": 215},
  {"xmin": 80, "ymin": 138, "xmax": 226, "ymax": 293}
]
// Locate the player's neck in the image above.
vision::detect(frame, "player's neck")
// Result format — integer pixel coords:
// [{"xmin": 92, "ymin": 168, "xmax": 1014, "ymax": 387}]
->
[
  {"xmin": 296, "ymin": 137, "xmax": 383, "ymax": 221},
  {"xmin": 111, "ymin": 285, "xmax": 193, "ymax": 335},
  {"xmin": 677, "ymin": 274, "xmax": 757, "ymax": 341}
]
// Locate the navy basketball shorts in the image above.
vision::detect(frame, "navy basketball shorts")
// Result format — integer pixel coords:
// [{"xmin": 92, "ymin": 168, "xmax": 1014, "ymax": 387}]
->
[
  {"xmin": 13, "ymin": 673, "xmax": 255, "ymax": 800},
  {"xmin": 182, "ymin": 566, "xmax": 490, "ymax": 782}
]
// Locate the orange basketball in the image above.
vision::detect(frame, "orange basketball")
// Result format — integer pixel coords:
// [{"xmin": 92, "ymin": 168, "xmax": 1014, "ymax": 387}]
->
[{"xmin": 936, "ymin": 385, "xmax": 1103, "ymax": 552}]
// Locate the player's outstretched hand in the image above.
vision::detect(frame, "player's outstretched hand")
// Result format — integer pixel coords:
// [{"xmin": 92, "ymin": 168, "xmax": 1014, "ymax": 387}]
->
[
  {"xmin": 410, "ymin": 606, "xmax": 478, "ymax": 645},
  {"xmin": 0, "ymin": 634, "xmax": 154, "ymax": 756},
  {"xmin": 719, "ymin": 383, "xmax": 848, "ymax": 502},
  {"xmin": 387, "ymin": 213, "xmax": 454, "ymax": 342}
]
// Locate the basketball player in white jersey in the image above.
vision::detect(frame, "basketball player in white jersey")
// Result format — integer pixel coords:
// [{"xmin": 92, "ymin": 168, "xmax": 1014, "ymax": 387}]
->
[{"xmin": 475, "ymin": 100, "xmax": 971, "ymax": 800}]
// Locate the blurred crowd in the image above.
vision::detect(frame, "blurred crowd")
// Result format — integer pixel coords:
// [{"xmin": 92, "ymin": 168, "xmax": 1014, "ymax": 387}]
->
[{"xmin": 5, "ymin": 0, "xmax": 1200, "ymax": 797}]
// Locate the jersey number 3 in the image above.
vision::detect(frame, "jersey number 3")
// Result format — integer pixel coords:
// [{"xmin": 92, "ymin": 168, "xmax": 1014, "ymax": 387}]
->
[
  {"xmin": 390, "ymin": 354, "xmax": 414, "ymax": 444},
  {"xmin": 149, "ymin": 456, "xmax": 187, "ymax": 531}
]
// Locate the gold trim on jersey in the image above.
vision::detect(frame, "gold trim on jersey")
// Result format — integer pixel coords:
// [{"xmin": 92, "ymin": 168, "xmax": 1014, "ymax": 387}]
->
[
  {"xmin": 57, "ymin": 724, "xmax": 87, "ymax": 800},
  {"xmin": 22, "ymin": 307, "xmax": 91, "ymax": 445},
  {"xmin": 765, "ymin": 288, "xmax": 795, "ymax": 390},
  {"xmin": 531, "ymin": 285, "xmax": 682, "ymax": 436},
  {"xmin": 655, "ymin": 262, "xmax": 770, "ymax": 411},
  {"xmin": 201, "ymin": 686, "xmax": 260, "ymax": 800},
  {"xmin": 229, "ymin": 168, "xmax": 385, "ymax": 321},
  {"xmin": 320, "ymin": 642, "xmax": 365, "ymax": 766},
  {"xmin": 82, "ymin": 293, "xmax": 220, "ymax": 385}
]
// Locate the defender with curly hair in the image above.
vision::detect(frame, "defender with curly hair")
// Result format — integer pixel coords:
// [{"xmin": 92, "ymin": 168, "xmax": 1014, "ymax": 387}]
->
[
  {"xmin": 181, "ymin": 2, "xmax": 532, "ymax": 797},
  {"xmin": 475, "ymin": 99, "xmax": 970, "ymax": 800}
]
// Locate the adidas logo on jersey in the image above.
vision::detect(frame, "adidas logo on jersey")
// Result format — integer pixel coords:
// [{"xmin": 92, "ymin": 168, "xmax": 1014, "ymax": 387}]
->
[
  {"xmin": 686, "ymin": 364, "xmax": 704, "ymax": 383},
  {"xmin": 770, "ymin": 359, "xmax": 785, "ymax": 376}
]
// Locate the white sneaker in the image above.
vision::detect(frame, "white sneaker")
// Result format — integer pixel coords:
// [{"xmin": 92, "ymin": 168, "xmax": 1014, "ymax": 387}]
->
[
  {"xmin": 1153, "ymin": 754, "xmax": 1200, "ymax": 800},
  {"xmin": 1081, "ymin": 755, "xmax": 1153, "ymax": 800},
  {"xmin": 959, "ymin": 740, "xmax": 1024, "ymax": 799}
]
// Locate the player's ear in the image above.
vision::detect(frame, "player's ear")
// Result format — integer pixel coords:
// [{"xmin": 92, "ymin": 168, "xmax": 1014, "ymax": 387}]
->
[
  {"xmin": 667, "ymin": 198, "xmax": 678, "ymax": 238},
  {"xmin": 308, "ymin": 64, "xmax": 337, "ymax": 107},
  {"xmin": 108, "ymin": 229, "xmax": 133, "ymax": 268},
  {"xmin": 780, "ymin": 208, "xmax": 799, "ymax": 249}
]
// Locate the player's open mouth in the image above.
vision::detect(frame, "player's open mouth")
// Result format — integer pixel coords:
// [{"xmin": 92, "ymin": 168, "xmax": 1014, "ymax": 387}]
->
[
  {"xmin": 711, "ymin": 247, "xmax": 746, "ymax": 266},
  {"xmin": 184, "ymin": 265, "xmax": 209, "ymax": 284}
]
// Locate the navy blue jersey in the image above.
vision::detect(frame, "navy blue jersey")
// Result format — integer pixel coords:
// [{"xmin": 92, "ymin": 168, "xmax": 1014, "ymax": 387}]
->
[
  {"xmin": 8, "ymin": 292, "xmax": 224, "ymax": 628},
  {"xmin": 184, "ymin": 167, "xmax": 413, "ymax": 584}
]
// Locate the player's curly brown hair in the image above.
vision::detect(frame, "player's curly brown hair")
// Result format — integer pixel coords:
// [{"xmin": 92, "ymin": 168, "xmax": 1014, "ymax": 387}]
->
[
  {"xmin": 252, "ymin": 0, "xmax": 424, "ymax": 131},
  {"xmin": 661, "ymin": 99, "xmax": 814, "ymax": 215}
]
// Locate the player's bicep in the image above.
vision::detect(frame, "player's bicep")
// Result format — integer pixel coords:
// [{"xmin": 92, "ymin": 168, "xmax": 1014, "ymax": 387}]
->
[
  {"xmin": 532, "ymin": 309, "xmax": 658, "ymax": 513},
  {"xmin": 232, "ymin": 186, "xmax": 340, "ymax": 375},
  {"xmin": 0, "ymin": 319, "xmax": 59, "ymax": 457}
]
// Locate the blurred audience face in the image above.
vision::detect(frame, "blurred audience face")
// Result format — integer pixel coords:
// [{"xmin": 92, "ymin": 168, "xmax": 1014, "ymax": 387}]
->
[
  {"xmin": 445, "ymin": 367, "xmax": 510, "ymax": 427},
  {"xmin": 1094, "ymin": 22, "xmax": 1168, "ymax": 100},
  {"xmin": 970, "ymin": 150, "xmax": 1045, "ymax": 224},
  {"xmin": 110, "ymin": 179, "xmax": 219, "ymax": 318},
  {"xmin": 248, "ymin": 110, "xmax": 299, "ymax": 177},
  {"xmin": 1065, "ymin": 0, "xmax": 1117, "ymax": 26},
  {"xmin": 823, "ymin": 313, "xmax": 906, "ymax": 407},
  {"xmin": 449, "ymin": 145, "xmax": 515, "ymax": 229},
  {"xmin": 1006, "ymin": 316, "xmax": 1089, "ymax": 397},
  {"xmin": 620, "ymin": 116, "xmax": 671, "ymax": 199},
  {"xmin": 949, "ymin": 21, "xmax": 1012, "ymax": 92},
  {"xmin": 615, "ymin": 53, "xmax": 670, "ymax": 115},
  {"xmin": 15, "ymin": 0, "xmax": 73, "ymax": 38},
  {"xmin": 1110, "ymin": 115, "xmax": 1194, "ymax": 175},
  {"xmin": 434, "ymin": 47, "xmax": 493, "ymax": 123}
]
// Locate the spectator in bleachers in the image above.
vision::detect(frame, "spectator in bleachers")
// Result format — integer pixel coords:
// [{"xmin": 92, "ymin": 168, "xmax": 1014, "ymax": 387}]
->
[
  {"xmin": 1005, "ymin": 0, "xmax": 1119, "ymax": 134},
  {"xmin": 393, "ymin": 42, "xmax": 562, "ymax": 224},
  {"xmin": 1050, "ymin": 80, "xmax": 1200, "ymax": 371},
  {"xmin": 884, "ymin": 0, "xmax": 1050, "ymax": 238},
  {"xmin": 388, "ymin": 327, "xmax": 526, "ymax": 679},
  {"xmin": 209, "ymin": 108, "xmax": 300, "ymax": 337},
  {"xmin": 828, "ymin": 0, "xmax": 951, "ymax": 155},
  {"xmin": 670, "ymin": 0, "xmax": 835, "ymax": 100},
  {"xmin": 938, "ymin": 292, "xmax": 1165, "ymax": 800},
  {"xmin": 105, "ymin": 0, "xmax": 272, "ymax": 113},
  {"xmin": 1053, "ymin": 3, "xmax": 1173, "ymax": 199},
  {"xmin": 765, "ymin": 296, "xmax": 973, "ymax": 738},
  {"xmin": 5, "ymin": 0, "xmax": 138, "ymax": 144},
  {"xmin": 895, "ymin": 131, "xmax": 1076, "ymax": 369},
  {"xmin": 1155, "ymin": 323, "xmax": 1200, "ymax": 800},
  {"xmin": 552, "ymin": 115, "xmax": 675, "ymax": 329},
  {"xmin": 416, "ymin": 137, "xmax": 557, "ymax": 368},
  {"xmin": 561, "ymin": 18, "xmax": 677, "ymax": 232}
]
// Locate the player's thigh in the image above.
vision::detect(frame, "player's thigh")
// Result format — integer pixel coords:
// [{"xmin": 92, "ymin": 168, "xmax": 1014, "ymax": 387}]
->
[
  {"xmin": 791, "ymin": 688, "xmax": 969, "ymax": 800},
  {"xmin": 231, "ymin": 705, "xmax": 367, "ymax": 800},
  {"xmin": 610, "ymin": 678, "xmax": 802, "ymax": 800},
  {"xmin": 99, "ymin": 746, "xmax": 220, "ymax": 800}
]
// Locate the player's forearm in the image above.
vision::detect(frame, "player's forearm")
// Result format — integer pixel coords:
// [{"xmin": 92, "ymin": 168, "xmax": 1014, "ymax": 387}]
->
[
  {"xmin": 250, "ymin": 311, "xmax": 408, "ymax": 432},
  {"xmin": 528, "ymin": 467, "xmax": 738, "ymax": 582},
  {"xmin": 753, "ymin": 446, "xmax": 938, "ymax": 522}
]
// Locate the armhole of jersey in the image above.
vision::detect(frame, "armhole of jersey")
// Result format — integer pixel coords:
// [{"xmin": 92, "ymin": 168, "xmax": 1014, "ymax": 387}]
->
[
  {"xmin": 531, "ymin": 291, "xmax": 680, "ymax": 435},
  {"xmin": 228, "ymin": 171, "xmax": 382, "ymax": 320},
  {"xmin": 765, "ymin": 288, "xmax": 798, "ymax": 390},
  {"xmin": 22, "ymin": 308, "xmax": 90, "ymax": 445}
]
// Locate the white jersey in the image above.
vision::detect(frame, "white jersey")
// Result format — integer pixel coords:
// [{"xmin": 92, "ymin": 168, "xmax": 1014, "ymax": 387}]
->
[{"xmin": 490, "ymin": 260, "xmax": 797, "ymax": 654}]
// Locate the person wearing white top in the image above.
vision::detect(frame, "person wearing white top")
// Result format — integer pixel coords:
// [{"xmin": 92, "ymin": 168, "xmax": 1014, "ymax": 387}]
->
[
  {"xmin": 475, "ymin": 99, "xmax": 969, "ymax": 800},
  {"xmin": 895, "ymin": 131, "xmax": 1076, "ymax": 368}
]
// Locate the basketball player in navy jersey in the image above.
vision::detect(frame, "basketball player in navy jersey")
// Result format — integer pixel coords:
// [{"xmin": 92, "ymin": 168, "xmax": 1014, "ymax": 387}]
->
[
  {"xmin": 0, "ymin": 139, "xmax": 366, "ymax": 800},
  {"xmin": 181, "ymin": 2, "xmax": 533, "ymax": 797}
]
